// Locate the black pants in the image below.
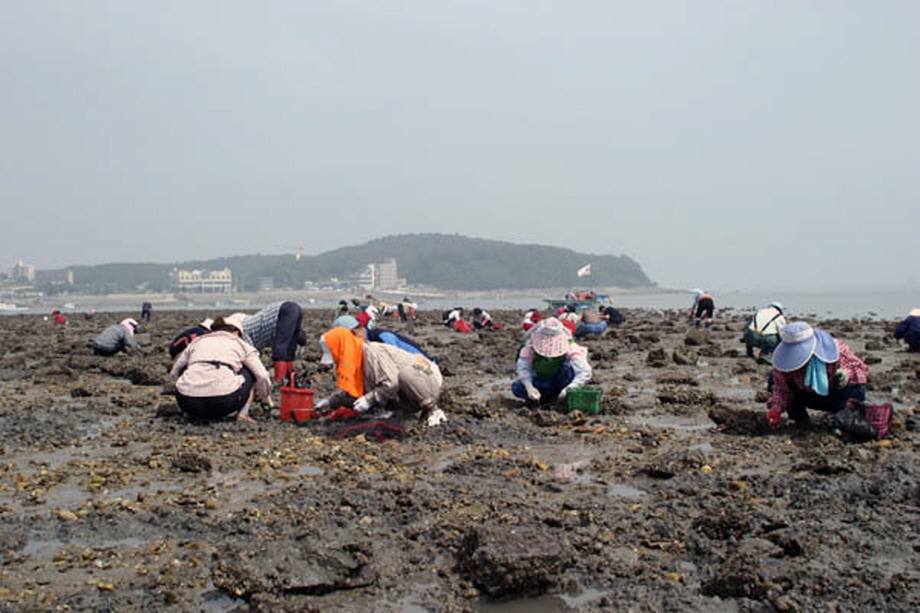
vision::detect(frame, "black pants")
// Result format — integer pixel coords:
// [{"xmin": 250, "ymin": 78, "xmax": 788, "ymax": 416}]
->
[
  {"xmin": 695, "ymin": 298, "xmax": 715, "ymax": 320},
  {"xmin": 787, "ymin": 384, "xmax": 866, "ymax": 423},
  {"xmin": 177, "ymin": 368, "xmax": 254, "ymax": 420},
  {"xmin": 272, "ymin": 301, "xmax": 303, "ymax": 362}
]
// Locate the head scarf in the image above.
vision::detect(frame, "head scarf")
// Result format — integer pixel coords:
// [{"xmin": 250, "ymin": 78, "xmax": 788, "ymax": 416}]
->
[
  {"xmin": 321, "ymin": 327, "xmax": 364, "ymax": 398},
  {"xmin": 120, "ymin": 318, "xmax": 138, "ymax": 335}
]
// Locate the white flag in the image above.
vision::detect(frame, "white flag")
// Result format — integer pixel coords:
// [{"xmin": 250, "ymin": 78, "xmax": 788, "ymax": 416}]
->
[{"xmin": 577, "ymin": 263, "xmax": 592, "ymax": 277}]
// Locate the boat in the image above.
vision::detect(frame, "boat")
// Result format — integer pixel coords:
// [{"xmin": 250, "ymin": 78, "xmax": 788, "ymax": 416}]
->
[{"xmin": 544, "ymin": 292, "xmax": 613, "ymax": 312}]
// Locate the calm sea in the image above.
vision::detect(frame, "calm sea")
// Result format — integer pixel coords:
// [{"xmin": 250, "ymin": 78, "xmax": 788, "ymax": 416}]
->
[{"xmin": 3, "ymin": 290, "xmax": 918, "ymax": 321}]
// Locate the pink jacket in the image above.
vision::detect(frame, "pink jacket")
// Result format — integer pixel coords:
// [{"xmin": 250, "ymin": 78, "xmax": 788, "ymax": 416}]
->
[{"xmin": 171, "ymin": 331, "xmax": 272, "ymax": 402}]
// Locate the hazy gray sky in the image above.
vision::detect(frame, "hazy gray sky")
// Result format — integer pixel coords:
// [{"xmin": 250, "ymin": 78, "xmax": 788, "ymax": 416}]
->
[{"xmin": 2, "ymin": 1, "xmax": 917, "ymax": 292}]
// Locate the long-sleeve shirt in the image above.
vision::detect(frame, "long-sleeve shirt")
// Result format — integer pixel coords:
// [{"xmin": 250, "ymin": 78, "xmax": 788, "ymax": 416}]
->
[
  {"xmin": 171, "ymin": 331, "xmax": 272, "ymax": 402},
  {"xmin": 368, "ymin": 329, "xmax": 434, "ymax": 361},
  {"xmin": 92, "ymin": 324, "xmax": 140, "ymax": 353},
  {"xmin": 242, "ymin": 301, "xmax": 302, "ymax": 362},
  {"xmin": 328, "ymin": 343, "xmax": 442, "ymax": 412},
  {"xmin": 894, "ymin": 315, "xmax": 920, "ymax": 348},
  {"xmin": 516, "ymin": 342, "xmax": 592, "ymax": 389},
  {"xmin": 242, "ymin": 302, "xmax": 283, "ymax": 351},
  {"xmin": 767, "ymin": 340, "xmax": 868, "ymax": 414}
]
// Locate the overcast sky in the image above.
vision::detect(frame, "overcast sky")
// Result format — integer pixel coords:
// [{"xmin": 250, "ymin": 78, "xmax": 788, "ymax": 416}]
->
[{"xmin": 2, "ymin": 1, "xmax": 917, "ymax": 292}]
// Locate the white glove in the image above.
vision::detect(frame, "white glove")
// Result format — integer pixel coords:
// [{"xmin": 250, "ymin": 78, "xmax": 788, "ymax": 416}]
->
[
  {"xmin": 353, "ymin": 395, "xmax": 373, "ymax": 412},
  {"xmin": 426, "ymin": 407, "xmax": 448, "ymax": 427},
  {"xmin": 523, "ymin": 381, "xmax": 541, "ymax": 402},
  {"xmin": 314, "ymin": 397, "xmax": 330, "ymax": 410},
  {"xmin": 558, "ymin": 386, "xmax": 570, "ymax": 400}
]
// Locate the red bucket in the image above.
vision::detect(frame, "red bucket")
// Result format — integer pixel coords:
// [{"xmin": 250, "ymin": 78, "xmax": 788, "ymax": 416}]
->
[{"xmin": 280, "ymin": 387, "xmax": 314, "ymax": 422}]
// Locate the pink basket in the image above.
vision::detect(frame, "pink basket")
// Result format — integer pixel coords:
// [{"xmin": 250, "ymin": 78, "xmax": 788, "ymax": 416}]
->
[{"xmin": 864, "ymin": 403, "xmax": 892, "ymax": 440}]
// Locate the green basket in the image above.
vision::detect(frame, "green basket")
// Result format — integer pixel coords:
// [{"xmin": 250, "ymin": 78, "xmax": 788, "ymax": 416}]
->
[{"xmin": 566, "ymin": 386, "xmax": 603, "ymax": 414}]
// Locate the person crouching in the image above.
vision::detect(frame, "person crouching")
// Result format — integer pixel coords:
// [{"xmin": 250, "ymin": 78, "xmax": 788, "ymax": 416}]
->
[
  {"xmin": 512, "ymin": 317, "xmax": 592, "ymax": 405},
  {"xmin": 170, "ymin": 314, "xmax": 272, "ymax": 423},
  {"xmin": 894, "ymin": 308, "xmax": 920, "ymax": 352},
  {"xmin": 765, "ymin": 321, "xmax": 868, "ymax": 427},
  {"xmin": 316, "ymin": 327, "xmax": 446, "ymax": 426}
]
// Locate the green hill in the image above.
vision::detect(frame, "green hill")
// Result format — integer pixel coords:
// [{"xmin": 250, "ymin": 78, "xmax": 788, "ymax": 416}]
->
[{"xmin": 59, "ymin": 234, "xmax": 654, "ymax": 292}]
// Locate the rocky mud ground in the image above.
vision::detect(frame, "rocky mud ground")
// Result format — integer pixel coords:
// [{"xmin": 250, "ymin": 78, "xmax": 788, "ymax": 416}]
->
[{"xmin": 0, "ymin": 308, "xmax": 918, "ymax": 612}]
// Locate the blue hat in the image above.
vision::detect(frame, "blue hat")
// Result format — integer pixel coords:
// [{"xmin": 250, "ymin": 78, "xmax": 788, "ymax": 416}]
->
[
  {"xmin": 772, "ymin": 321, "xmax": 839, "ymax": 372},
  {"xmin": 332, "ymin": 315, "xmax": 360, "ymax": 330}
]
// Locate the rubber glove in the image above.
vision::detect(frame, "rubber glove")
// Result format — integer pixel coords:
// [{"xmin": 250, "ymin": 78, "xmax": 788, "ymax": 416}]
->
[
  {"xmin": 426, "ymin": 407, "xmax": 448, "ymax": 427},
  {"xmin": 273, "ymin": 361, "xmax": 294, "ymax": 383},
  {"xmin": 834, "ymin": 369, "xmax": 849, "ymax": 387},
  {"xmin": 765, "ymin": 407, "xmax": 783, "ymax": 428},
  {"xmin": 558, "ymin": 386, "xmax": 570, "ymax": 401},
  {"xmin": 353, "ymin": 395, "xmax": 373, "ymax": 413},
  {"xmin": 314, "ymin": 397, "xmax": 330, "ymax": 410},
  {"xmin": 523, "ymin": 381, "xmax": 541, "ymax": 402}
]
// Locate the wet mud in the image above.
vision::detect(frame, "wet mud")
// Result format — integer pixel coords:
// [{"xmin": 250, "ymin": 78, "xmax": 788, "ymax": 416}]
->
[{"xmin": 1, "ymin": 308, "xmax": 918, "ymax": 611}]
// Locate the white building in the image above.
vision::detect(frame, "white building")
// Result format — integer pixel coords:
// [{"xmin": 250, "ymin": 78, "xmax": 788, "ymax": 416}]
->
[{"xmin": 10, "ymin": 260, "xmax": 35, "ymax": 282}]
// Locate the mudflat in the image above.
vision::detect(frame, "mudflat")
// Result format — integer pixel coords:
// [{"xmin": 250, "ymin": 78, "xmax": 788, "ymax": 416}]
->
[{"xmin": 1, "ymin": 308, "xmax": 918, "ymax": 611}]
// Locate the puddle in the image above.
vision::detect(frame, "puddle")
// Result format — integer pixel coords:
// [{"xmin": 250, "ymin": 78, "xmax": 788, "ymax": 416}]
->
[
  {"xmin": 479, "ymin": 586, "xmax": 606, "ymax": 612},
  {"xmin": 479, "ymin": 594, "xmax": 574, "ymax": 612},
  {"xmin": 22, "ymin": 536, "xmax": 149, "ymax": 557},
  {"xmin": 200, "ymin": 580, "xmax": 247, "ymax": 612},
  {"xmin": 295, "ymin": 464, "xmax": 323, "ymax": 477},
  {"xmin": 386, "ymin": 580, "xmax": 438, "ymax": 613},
  {"xmin": 560, "ymin": 587, "xmax": 607, "ymax": 608},
  {"xmin": 21, "ymin": 538, "xmax": 65, "ymax": 556},
  {"xmin": 627, "ymin": 415, "xmax": 716, "ymax": 431},
  {"xmin": 688, "ymin": 442, "xmax": 714, "ymax": 452},
  {"xmin": 608, "ymin": 484, "xmax": 646, "ymax": 499},
  {"xmin": 5, "ymin": 446, "xmax": 87, "ymax": 470}
]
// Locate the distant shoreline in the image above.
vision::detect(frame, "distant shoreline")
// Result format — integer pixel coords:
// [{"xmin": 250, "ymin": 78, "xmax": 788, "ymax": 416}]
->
[{"xmin": 8, "ymin": 285, "xmax": 673, "ymax": 310}]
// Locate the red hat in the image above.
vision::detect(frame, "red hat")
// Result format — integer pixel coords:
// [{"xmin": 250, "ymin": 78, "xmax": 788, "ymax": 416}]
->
[{"xmin": 355, "ymin": 311, "xmax": 372, "ymax": 328}]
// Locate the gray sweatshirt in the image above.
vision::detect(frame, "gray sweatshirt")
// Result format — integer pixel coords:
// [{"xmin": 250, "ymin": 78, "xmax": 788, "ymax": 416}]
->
[{"xmin": 92, "ymin": 324, "xmax": 140, "ymax": 353}]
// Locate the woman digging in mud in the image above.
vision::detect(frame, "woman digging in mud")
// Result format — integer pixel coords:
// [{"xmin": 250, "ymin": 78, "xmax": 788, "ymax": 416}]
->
[
  {"xmin": 315, "ymin": 327, "xmax": 447, "ymax": 427},
  {"xmin": 765, "ymin": 321, "xmax": 868, "ymax": 428},
  {"xmin": 170, "ymin": 314, "xmax": 272, "ymax": 424},
  {"xmin": 91, "ymin": 318, "xmax": 141, "ymax": 356},
  {"xmin": 512, "ymin": 317, "xmax": 593, "ymax": 406}
]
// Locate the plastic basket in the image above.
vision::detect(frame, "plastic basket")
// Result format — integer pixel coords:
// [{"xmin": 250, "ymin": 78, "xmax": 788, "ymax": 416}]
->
[
  {"xmin": 280, "ymin": 386, "xmax": 314, "ymax": 422},
  {"xmin": 566, "ymin": 386, "xmax": 603, "ymax": 414}
]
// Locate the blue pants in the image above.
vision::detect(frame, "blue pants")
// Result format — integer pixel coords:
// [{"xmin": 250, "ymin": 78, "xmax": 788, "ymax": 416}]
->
[
  {"xmin": 575, "ymin": 321, "xmax": 607, "ymax": 339},
  {"xmin": 512, "ymin": 361, "xmax": 575, "ymax": 404}
]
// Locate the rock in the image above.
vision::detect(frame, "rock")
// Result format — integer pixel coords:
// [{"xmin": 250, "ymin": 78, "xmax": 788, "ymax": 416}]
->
[
  {"xmin": 672, "ymin": 346, "xmax": 698, "ymax": 366},
  {"xmin": 642, "ymin": 449, "xmax": 707, "ymax": 479},
  {"xmin": 457, "ymin": 526, "xmax": 568, "ymax": 598},
  {"xmin": 646, "ymin": 348, "xmax": 669, "ymax": 368},
  {"xmin": 693, "ymin": 509, "xmax": 753, "ymax": 540},
  {"xmin": 701, "ymin": 554, "xmax": 770, "ymax": 600},
  {"xmin": 212, "ymin": 536, "xmax": 375, "ymax": 598},
  {"xmin": 171, "ymin": 453, "xmax": 212, "ymax": 473},
  {"xmin": 684, "ymin": 330, "xmax": 710, "ymax": 346}
]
